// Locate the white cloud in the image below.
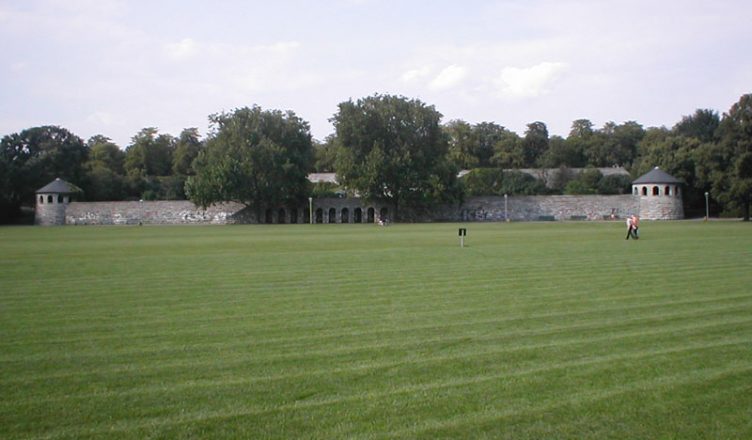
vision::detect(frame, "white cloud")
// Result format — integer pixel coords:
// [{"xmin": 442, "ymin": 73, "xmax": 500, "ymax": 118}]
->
[
  {"xmin": 164, "ymin": 38, "xmax": 198, "ymax": 60},
  {"xmin": 401, "ymin": 66, "xmax": 433, "ymax": 82},
  {"xmin": 495, "ymin": 62, "xmax": 568, "ymax": 98},
  {"xmin": 428, "ymin": 65, "xmax": 468, "ymax": 91}
]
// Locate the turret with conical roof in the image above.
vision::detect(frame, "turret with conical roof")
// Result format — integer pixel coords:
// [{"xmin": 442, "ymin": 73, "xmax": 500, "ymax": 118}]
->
[
  {"xmin": 35, "ymin": 178, "xmax": 81, "ymax": 225},
  {"xmin": 632, "ymin": 167, "xmax": 684, "ymax": 219}
]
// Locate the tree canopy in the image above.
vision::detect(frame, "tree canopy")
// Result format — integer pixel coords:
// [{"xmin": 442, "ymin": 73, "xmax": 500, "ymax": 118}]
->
[
  {"xmin": 333, "ymin": 94, "xmax": 460, "ymax": 220},
  {"xmin": 186, "ymin": 106, "xmax": 313, "ymax": 215}
]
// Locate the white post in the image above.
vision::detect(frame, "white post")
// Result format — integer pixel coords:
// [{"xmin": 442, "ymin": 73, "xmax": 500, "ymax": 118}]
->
[
  {"xmin": 309, "ymin": 197, "xmax": 313, "ymax": 224},
  {"xmin": 704, "ymin": 192, "xmax": 709, "ymax": 221}
]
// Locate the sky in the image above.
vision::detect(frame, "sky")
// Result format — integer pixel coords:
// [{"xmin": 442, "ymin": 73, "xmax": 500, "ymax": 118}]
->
[{"xmin": 1, "ymin": 0, "xmax": 750, "ymax": 147}]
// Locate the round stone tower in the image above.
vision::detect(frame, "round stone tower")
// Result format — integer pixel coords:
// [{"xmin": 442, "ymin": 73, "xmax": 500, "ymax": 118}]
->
[
  {"xmin": 632, "ymin": 167, "xmax": 684, "ymax": 220},
  {"xmin": 35, "ymin": 178, "xmax": 80, "ymax": 225}
]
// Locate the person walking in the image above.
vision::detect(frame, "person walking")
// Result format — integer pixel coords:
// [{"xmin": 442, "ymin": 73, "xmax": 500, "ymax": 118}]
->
[{"xmin": 625, "ymin": 215, "xmax": 640, "ymax": 239}]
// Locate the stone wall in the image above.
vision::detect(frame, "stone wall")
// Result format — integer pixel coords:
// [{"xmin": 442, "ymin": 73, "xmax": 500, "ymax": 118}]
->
[
  {"xmin": 408, "ymin": 195, "xmax": 639, "ymax": 222},
  {"xmin": 65, "ymin": 201, "xmax": 247, "ymax": 225},
  {"xmin": 57, "ymin": 194, "xmax": 645, "ymax": 225}
]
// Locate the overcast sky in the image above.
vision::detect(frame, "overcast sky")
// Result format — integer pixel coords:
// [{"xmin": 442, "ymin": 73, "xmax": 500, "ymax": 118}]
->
[{"xmin": 1, "ymin": 0, "xmax": 750, "ymax": 147}]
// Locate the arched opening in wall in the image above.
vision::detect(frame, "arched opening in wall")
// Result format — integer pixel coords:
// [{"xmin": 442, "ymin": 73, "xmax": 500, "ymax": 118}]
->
[
  {"xmin": 278, "ymin": 208, "xmax": 286, "ymax": 224},
  {"xmin": 315, "ymin": 208, "xmax": 323, "ymax": 223},
  {"xmin": 328, "ymin": 208, "xmax": 336, "ymax": 223},
  {"xmin": 39, "ymin": 195, "xmax": 44, "ymax": 204},
  {"xmin": 290, "ymin": 208, "xmax": 298, "ymax": 224},
  {"xmin": 354, "ymin": 207, "xmax": 362, "ymax": 223},
  {"xmin": 47, "ymin": 195, "xmax": 53, "ymax": 203},
  {"xmin": 341, "ymin": 208, "xmax": 350, "ymax": 223},
  {"xmin": 652, "ymin": 186, "xmax": 659, "ymax": 196},
  {"xmin": 642, "ymin": 187, "xmax": 648, "ymax": 196},
  {"xmin": 265, "ymin": 208, "xmax": 273, "ymax": 224},
  {"xmin": 367, "ymin": 207, "xmax": 375, "ymax": 223},
  {"xmin": 379, "ymin": 207, "xmax": 389, "ymax": 222},
  {"xmin": 665, "ymin": 186, "xmax": 671, "ymax": 196},
  {"xmin": 303, "ymin": 208, "xmax": 310, "ymax": 224},
  {"xmin": 57, "ymin": 195, "xmax": 63, "ymax": 203}
]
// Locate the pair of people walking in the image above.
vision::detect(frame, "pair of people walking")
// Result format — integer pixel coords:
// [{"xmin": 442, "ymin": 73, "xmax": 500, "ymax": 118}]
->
[{"xmin": 625, "ymin": 215, "xmax": 640, "ymax": 239}]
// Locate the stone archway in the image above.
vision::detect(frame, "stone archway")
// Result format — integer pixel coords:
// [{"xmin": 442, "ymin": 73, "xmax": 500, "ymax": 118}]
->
[
  {"xmin": 328, "ymin": 207, "xmax": 336, "ymax": 223},
  {"xmin": 341, "ymin": 208, "xmax": 350, "ymax": 223},
  {"xmin": 367, "ymin": 207, "xmax": 375, "ymax": 223},
  {"xmin": 315, "ymin": 208, "xmax": 323, "ymax": 224},
  {"xmin": 354, "ymin": 207, "xmax": 362, "ymax": 223}
]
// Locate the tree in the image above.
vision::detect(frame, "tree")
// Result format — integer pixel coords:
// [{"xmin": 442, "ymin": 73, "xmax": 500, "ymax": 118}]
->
[
  {"xmin": 444, "ymin": 119, "xmax": 478, "ymax": 169},
  {"xmin": 124, "ymin": 128, "xmax": 177, "ymax": 199},
  {"xmin": 564, "ymin": 168, "xmax": 602, "ymax": 195},
  {"xmin": 474, "ymin": 122, "xmax": 506, "ymax": 167},
  {"xmin": 558, "ymin": 119, "xmax": 593, "ymax": 167},
  {"xmin": 333, "ymin": 94, "xmax": 459, "ymax": 220},
  {"xmin": 312, "ymin": 135, "xmax": 339, "ymax": 172},
  {"xmin": 522, "ymin": 121, "xmax": 549, "ymax": 167},
  {"xmin": 82, "ymin": 135, "xmax": 126, "ymax": 201},
  {"xmin": 491, "ymin": 130, "xmax": 524, "ymax": 168},
  {"xmin": 708, "ymin": 94, "xmax": 752, "ymax": 220},
  {"xmin": 124, "ymin": 128, "xmax": 175, "ymax": 178},
  {"xmin": 87, "ymin": 135, "xmax": 125, "ymax": 174},
  {"xmin": 584, "ymin": 121, "xmax": 644, "ymax": 167},
  {"xmin": 673, "ymin": 109, "xmax": 720, "ymax": 143},
  {"xmin": 172, "ymin": 128, "xmax": 203, "ymax": 176},
  {"xmin": 0, "ymin": 126, "xmax": 88, "ymax": 221},
  {"xmin": 186, "ymin": 106, "xmax": 314, "ymax": 216}
]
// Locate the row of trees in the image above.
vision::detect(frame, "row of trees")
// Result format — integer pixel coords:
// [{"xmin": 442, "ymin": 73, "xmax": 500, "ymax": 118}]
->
[{"xmin": 1, "ymin": 93, "xmax": 751, "ymax": 222}]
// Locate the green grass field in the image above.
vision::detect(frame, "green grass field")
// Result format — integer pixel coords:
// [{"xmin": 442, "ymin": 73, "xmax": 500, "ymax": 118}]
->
[{"xmin": 1, "ymin": 221, "xmax": 751, "ymax": 439}]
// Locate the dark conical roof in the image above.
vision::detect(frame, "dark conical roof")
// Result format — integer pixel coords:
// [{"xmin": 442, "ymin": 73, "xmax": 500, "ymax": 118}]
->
[
  {"xmin": 632, "ymin": 167, "xmax": 682, "ymax": 184},
  {"xmin": 36, "ymin": 178, "xmax": 81, "ymax": 194}
]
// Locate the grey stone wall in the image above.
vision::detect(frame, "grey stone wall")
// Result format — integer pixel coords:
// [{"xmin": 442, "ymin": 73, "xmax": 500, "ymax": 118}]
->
[
  {"xmin": 52, "ymin": 194, "xmax": 651, "ymax": 225},
  {"xmin": 409, "ymin": 195, "xmax": 639, "ymax": 222},
  {"xmin": 65, "ymin": 201, "xmax": 246, "ymax": 225},
  {"xmin": 35, "ymin": 198, "xmax": 68, "ymax": 226}
]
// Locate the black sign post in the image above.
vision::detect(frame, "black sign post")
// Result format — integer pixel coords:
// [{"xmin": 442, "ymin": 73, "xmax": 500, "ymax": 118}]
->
[{"xmin": 458, "ymin": 228, "xmax": 467, "ymax": 247}]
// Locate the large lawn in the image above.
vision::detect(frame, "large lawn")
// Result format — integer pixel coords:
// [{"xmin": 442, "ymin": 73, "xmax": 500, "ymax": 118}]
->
[{"xmin": 1, "ymin": 221, "xmax": 751, "ymax": 439}]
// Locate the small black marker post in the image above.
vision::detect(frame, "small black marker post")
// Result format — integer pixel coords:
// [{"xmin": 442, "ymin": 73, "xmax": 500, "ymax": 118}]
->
[{"xmin": 458, "ymin": 228, "xmax": 467, "ymax": 248}]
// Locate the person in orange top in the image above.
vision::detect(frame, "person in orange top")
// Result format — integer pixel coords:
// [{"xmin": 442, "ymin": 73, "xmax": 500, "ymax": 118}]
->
[{"xmin": 625, "ymin": 215, "xmax": 640, "ymax": 239}]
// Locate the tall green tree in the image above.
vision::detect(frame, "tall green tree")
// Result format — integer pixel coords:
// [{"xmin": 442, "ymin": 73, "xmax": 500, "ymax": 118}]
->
[
  {"xmin": 673, "ymin": 109, "xmax": 720, "ymax": 143},
  {"xmin": 0, "ymin": 126, "xmax": 88, "ymax": 221},
  {"xmin": 706, "ymin": 94, "xmax": 752, "ymax": 220},
  {"xmin": 124, "ymin": 128, "xmax": 175, "ymax": 178},
  {"xmin": 333, "ymin": 94, "xmax": 460, "ymax": 220},
  {"xmin": 491, "ymin": 130, "xmax": 524, "ymax": 168},
  {"xmin": 586, "ymin": 121, "xmax": 644, "ymax": 167},
  {"xmin": 444, "ymin": 119, "xmax": 478, "ymax": 169},
  {"xmin": 474, "ymin": 122, "xmax": 506, "ymax": 167},
  {"xmin": 522, "ymin": 121, "xmax": 549, "ymax": 167},
  {"xmin": 172, "ymin": 128, "xmax": 203, "ymax": 176},
  {"xmin": 82, "ymin": 135, "xmax": 126, "ymax": 201},
  {"xmin": 186, "ymin": 106, "xmax": 313, "ymax": 216}
]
